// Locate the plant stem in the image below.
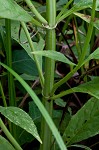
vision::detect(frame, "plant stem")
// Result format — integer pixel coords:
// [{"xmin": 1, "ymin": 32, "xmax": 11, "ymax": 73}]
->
[
  {"xmin": 51, "ymin": 88, "xmax": 74, "ymax": 100},
  {"xmin": 5, "ymin": 19, "xmax": 17, "ymax": 139},
  {"xmin": 21, "ymin": 21, "xmax": 44, "ymax": 87},
  {"xmin": 51, "ymin": 0, "xmax": 96, "ymax": 95},
  {"xmin": 40, "ymin": 0, "xmax": 56, "ymax": 150},
  {"xmin": 0, "ymin": 62, "xmax": 67, "ymax": 150},
  {"xmin": 0, "ymin": 118, "xmax": 22, "ymax": 150},
  {"xmin": 24, "ymin": 0, "xmax": 48, "ymax": 25},
  {"xmin": 56, "ymin": 0, "xmax": 74, "ymax": 21},
  {"xmin": 5, "ymin": 19, "xmax": 16, "ymax": 106},
  {"xmin": 0, "ymin": 82, "xmax": 7, "ymax": 107}
]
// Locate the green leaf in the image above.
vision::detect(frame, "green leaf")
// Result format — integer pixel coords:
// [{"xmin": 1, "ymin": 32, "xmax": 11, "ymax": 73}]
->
[
  {"xmin": 55, "ymin": 77, "xmax": 99, "ymax": 100},
  {"xmin": 12, "ymin": 50, "xmax": 38, "ymax": 76},
  {"xmin": 32, "ymin": 50, "xmax": 75, "ymax": 66},
  {"xmin": 90, "ymin": 0, "xmax": 99, "ymax": 11},
  {"xmin": 63, "ymin": 97, "xmax": 99, "ymax": 145},
  {"xmin": 11, "ymin": 21, "xmax": 45, "ymax": 70},
  {"xmin": 29, "ymin": 101, "xmax": 41, "ymax": 122},
  {"xmin": 57, "ymin": 0, "xmax": 68, "ymax": 7},
  {"xmin": 0, "ymin": 135, "xmax": 15, "ymax": 150},
  {"xmin": 0, "ymin": 62, "xmax": 67, "ymax": 150},
  {"xmin": 0, "ymin": 0, "xmax": 32, "ymax": 22},
  {"xmin": 33, "ymin": 36, "xmax": 45, "ymax": 70},
  {"xmin": 20, "ymin": 73, "xmax": 37, "ymax": 81},
  {"xmin": 57, "ymin": 0, "xmax": 92, "ymax": 23},
  {"xmin": 0, "ymin": 106, "xmax": 42, "ymax": 144},
  {"xmin": 82, "ymin": 47, "xmax": 99, "ymax": 65},
  {"xmin": 11, "ymin": 21, "xmax": 34, "ymax": 60},
  {"xmin": 73, "ymin": 77, "xmax": 99, "ymax": 99},
  {"xmin": 55, "ymin": 98, "xmax": 66, "ymax": 107},
  {"xmin": 74, "ymin": 12, "xmax": 99, "ymax": 30},
  {"xmin": 18, "ymin": 129, "xmax": 35, "ymax": 146},
  {"xmin": 70, "ymin": 144, "xmax": 92, "ymax": 150}
]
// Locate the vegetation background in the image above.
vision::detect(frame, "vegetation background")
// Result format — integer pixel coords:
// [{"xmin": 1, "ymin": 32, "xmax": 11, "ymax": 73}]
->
[{"xmin": 0, "ymin": 0, "xmax": 99, "ymax": 150}]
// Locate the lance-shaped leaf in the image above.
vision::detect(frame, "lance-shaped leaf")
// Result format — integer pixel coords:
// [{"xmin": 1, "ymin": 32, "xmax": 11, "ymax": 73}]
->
[
  {"xmin": 83, "ymin": 47, "xmax": 99, "ymax": 65},
  {"xmin": 73, "ymin": 77, "xmax": 99, "ymax": 99},
  {"xmin": 63, "ymin": 97, "xmax": 99, "ymax": 145},
  {"xmin": 32, "ymin": 50, "xmax": 76, "ymax": 66},
  {"xmin": 0, "ymin": 106, "xmax": 42, "ymax": 144},
  {"xmin": 57, "ymin": 0, "xmax": 93, "ymax": 23},
  {"xmin": 0, "ymin": 135, "xmax": 15, "ymax": 150},
  {"xmin": 0, "ymin": 0, "xmax": 32, "ymax": 21},
  {"xmin": 53, "ymin": 77, "xmax": 99, "ymax": 101},
  {"xmin": 0, "ymin": 62, "xmax": 67, "ymax": 150},
  {"xmin": 74, "ymin": 12, "xmax": 99, "ymax": 30}
]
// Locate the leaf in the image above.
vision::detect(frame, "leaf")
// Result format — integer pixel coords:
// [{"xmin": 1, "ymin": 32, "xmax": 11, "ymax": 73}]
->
[
  {"xmin": 0, "ymin": 62, "xmax": 67, "ymax": 150},
  {"xmin": 0, "ymin": 136, "xmax": 15, "ymax": 150},
  {"xmin": 63, "ymin": 97, "xmax": 99, "ymax": 145},
  {"xmin": 0, "ymin": 0, "xmax": 32, "ymax": 22},
  {"xmin": 74, "ymin": 12, "xmax": 99, "ymax": 30},
  {"xmin": 32, "ymin": 50, "xmax": 75, "ymax": 66},
  {"xmin": 11, "ymin": 21, "xmax": 34, "ymax": 60},
  {"xmin": 57, "ymin": 0, "xmax": 92, "ymax": 23},
  {"xmin": 90, "ymin": 0, "xmax": 99, "ymax": 11},
  {"xmin": 73, "ymin": 77, "xmax": 99, "ymax": 99},
  {"xmin": 70, "ymin": 144, "xmax": 92, "ymax": 150},
  {"xmin": 56, "ymin": 77, "xmax": 99, "ymax": 100},
  {"xmin": 12, "ymin": 50, "xmax": 38, "ymax": 76},
  {"xmin": 20, "ymin": 73, "xmax": 37, "ymax": 81},
  {"xmin": 55, "ymin": 98, "xmax": 66, "ymax": 107},
  {"xmin": 57, "ymin": 0, "xmax": 68, "ymax": 6},
  {"xmin": 82, "ymin": 47, "xmax": 99, "ymax": 65},
  {"xmin": 33, "ymin": 36, "xmax": 45, "ymax": 70},
  {"xmin": 11, "ymin": 21, "xmax": 45, "ymax": 70},
  {"xmin": 18, "ymin": 129, "xmax": 35, "ymax": 146},
  {"xmin": 0, "ymin": 106, "xmax": 42, "ymax": 144},
  {"xmin": 29, "ymin": 101, "xmax": 41, "ymax": 122}
]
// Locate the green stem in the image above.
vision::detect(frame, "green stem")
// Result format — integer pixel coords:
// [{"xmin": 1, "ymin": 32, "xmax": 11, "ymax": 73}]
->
[
  {"xmin": 0, "ymin": 82, "xmax": 7, "ymax": 107},
  {"xmin": 51, "ymin": 0, "xmax": 96, "ymax": 95},
  {"xmin": 5, "ymin": 19, "xmax": 16, "ymax": 106},
  {"xmin": 40, "ymin": 0, "xmax": 56, "ymax": 150},
  {"xmin": 51, "ymin": 88, "xmax": 74, "ymax": 100},
  {"xmin": 5, "ymin": 19, "xmax": 16, "ymax": 138},
  {"xmin": 0, "ymin": 118, "xmax": 22, "ymax": 150},
  {"xmin": 0, "ymin": 62, "xmax": 67, "ymax": 150},
  {"xmin": 21, "ymin": 22, "xmax": 44, "ymax": 87},
  {"xmin": 24, "ymin": 0, "xmax": 48, "ymax": 25},
  {"xmin": 56, "ymin": 0, "xmax": 74, "ymax": 21}
]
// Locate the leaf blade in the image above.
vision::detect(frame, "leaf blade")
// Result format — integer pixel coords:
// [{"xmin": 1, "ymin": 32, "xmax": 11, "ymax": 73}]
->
[
  {"xmin": 63, "ymin": 97, "xmax": 99, "ymax": 145},
  {"xmin": 0, "ymin": 0, "xmax": 32, "ymax": 22},
  {"xmin": 0, "ymin": 62, "xmax": 67, "ymax": 150},
  {"xmin": 0, "ymin": 135, "xmax": 15, "ymax": 150},
  {"xmin": 0, "ymin": 106, "xmax": 42, "ymax": 144},
  {"xmin": 32, "ymin": 50, "xmax": 75, "ymax": 66}
]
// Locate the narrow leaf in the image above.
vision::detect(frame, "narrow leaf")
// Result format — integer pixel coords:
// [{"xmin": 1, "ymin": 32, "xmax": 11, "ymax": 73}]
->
[
  {"xmin": 70, "ymin": 144, "xmax": 92, "ymax": 150},
  {"xmin": 0, "ymin": 0, "xmax": 32, "ymax": 22},
  {"xmin": 0, "ymin": 106, "xmax": 42, "ymax": 144},
  {"xmin": 0, "ymin": 62, "xmax": 67, "ymax": 150},
  {"xmin": 0, "ymin": 135, "xmax": 15, "ymax": 150},
  {"xmin": 54, "ymin": 77, "xmax": 99, "ymax": 100},
  {"xmin": 73, "ymin": 77, "xmax": 99, "ymax": 99},
  {"xmin": 82, "ymin": 48, "xmax": 99, "ymax": 65},
  {"xmin": 74, "ymin": 12, "xmax": 99, "ymax": 30},
  {"xmin": 32, "ymin": 50, "xmax": 75, "ymax": 66},
  {"xmin": 63, "ymin": 97, "xmax": 99, "ymax": 145},
  {"xmin": 57, "ymin": 0, "xmax": 92, "ymax": 23}
]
